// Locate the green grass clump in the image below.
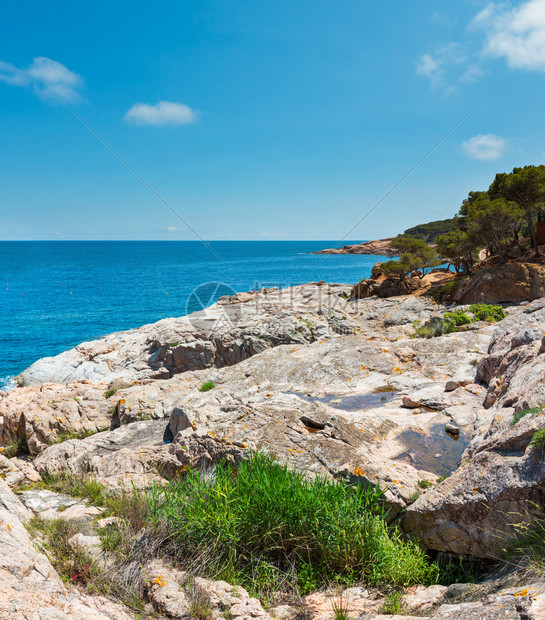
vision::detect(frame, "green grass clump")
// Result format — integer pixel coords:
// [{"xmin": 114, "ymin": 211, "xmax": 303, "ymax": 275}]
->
[
  {"xmin": 104, "ymin": 387, "xmax": 119, "ymax": 399},
  {"xmin": 531, "ymin": 427, "xmax": 545, "ymax": 450},
  {"xmin": 1, "ymin": 435, "xmax": 29, "ymax": 459},
  {"xmin": 469, "ymin": 304, "xmax": 506, "ymax": 322},
  {"xmin": 511, "ymin": 407, "xmax": 543, "ymax": 426},
  {"xmin": 170, "ymin": 342, "xmax": 180, "ymax": 348},
  {"xmin": 505, "ymin": 518, "xmax": 545, "ymax": 579},
  {"xmin": 145, "ymin": 453, "xmax": 438, "ymax": 596},
  {"xmin": 198, "ymin": 381, "xmax": 215, "ymax": 392},
  {"xmin": 413, "ymin": 317, "xmax": 456, "ymax": 339},
  {"xmin": 51, "ymin": 427, "xmax": 105, "ymax": 445},
  {"xmin": 418, "ymin": 480, "xmax": 432, "ymax": 489},
  {"xmin": 331, "ymin": 595, "xmax": 353, "ymax": 620},
  {"xmin": 381, "ymin": 590, "xmax": 404, "ymax": 614}
]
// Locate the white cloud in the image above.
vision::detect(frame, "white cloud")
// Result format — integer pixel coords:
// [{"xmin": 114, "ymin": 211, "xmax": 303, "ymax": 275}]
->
[
  {"xmin": 416, "ymin": 53, "xmax": 443, "ymax": 87},
  {"xmin": 416, "ymin": 43, "xmax": 472, "ymax": 90},
  {"xmin": 461, "ymin": 134, "xmax": 507, "ymax": 160},
  {"xmin": 125, "ymin": 101, "xmax": 198, "ymax": 126},
  {"xmin": 473, "ymin": 0, "xmax": 545, "ymax": 72},
  {"xmin": 167, "ymin": 226, "xmax": 179, "ymax": 231},
  {"xmin": 0, "ymin": 57, "xmax": 83, "ymax": 102}
]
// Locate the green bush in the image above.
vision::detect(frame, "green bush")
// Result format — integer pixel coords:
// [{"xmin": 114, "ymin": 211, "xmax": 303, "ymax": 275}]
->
[
  {"xmin": 443, "ymin": 310, "xmax": 471, "ymax": 327},
  {"xmin": 469, "ymin": 304, "xmax": 506, "ymax": 322},
  {"xmin": 145, "ymin": 453, "xmax": 438, "ymax": 594},
  {"xmin": 511, "ymin": 407, "xmax": 542, "ymax": 426},
  {"xmin": 199, "ymin": 381, "xmax": 215, "ymax": 392}
]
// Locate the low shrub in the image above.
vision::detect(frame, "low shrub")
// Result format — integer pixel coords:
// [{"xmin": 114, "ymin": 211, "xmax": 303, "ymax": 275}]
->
[
  {"xmin": 145, "ymin": 453, "xmax": 439, "ymax": 596},
  {"xmin": 199, "ymin": 381, "xmax": 215, "ymax": 392},
  {"xmin": 418, "ymin": 480, "xmax": 432, "ymax": 489},
  {"xmin": 413, "ymin": 304, "xmax": 505, "ymax": 339},
  {"xmin": 413, "ymin": 317, "xmax": 456, "ymax": 339},
  {"xmin": 511, "ymin": 407, "xmax": 542, "ymax": 426},
  {"xmin": 443, "ymin": 310, "xmax": 471, "ymax": 327},
  {"xmin": 469, "ymin": 304, "xmax": 506, "ymax": 322},
  {"xmin": 104, "ymin": 387, "xmax": 119, "ymax": 399}
]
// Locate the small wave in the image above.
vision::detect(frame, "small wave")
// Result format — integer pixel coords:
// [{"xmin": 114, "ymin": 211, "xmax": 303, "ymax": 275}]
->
[{"xmin": 0, "ymin": 376, "xmax": 16, "ymax": 391}]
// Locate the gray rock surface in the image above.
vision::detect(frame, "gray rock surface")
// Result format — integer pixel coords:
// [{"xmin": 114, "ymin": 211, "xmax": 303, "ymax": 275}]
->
[{"xmin": 16, "ymin": 284, "xmax": 444, "ymax": 386}]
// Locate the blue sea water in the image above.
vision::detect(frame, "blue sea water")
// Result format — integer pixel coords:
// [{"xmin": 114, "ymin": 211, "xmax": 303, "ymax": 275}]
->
[{"xmin": 0, "ymin": 241, "xmax": 386, "ymax": 387}]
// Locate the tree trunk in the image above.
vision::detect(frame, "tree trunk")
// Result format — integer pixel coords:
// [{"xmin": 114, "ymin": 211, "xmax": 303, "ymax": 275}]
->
[{"xmin": 526, "ymin": 209, "xmax": 540, "ymax": 257}]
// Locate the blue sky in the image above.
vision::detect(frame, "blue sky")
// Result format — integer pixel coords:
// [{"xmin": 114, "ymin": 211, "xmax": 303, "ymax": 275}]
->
[{"xmin": 2, "ymin": 0, "xmax": 545, "ymax": 240}]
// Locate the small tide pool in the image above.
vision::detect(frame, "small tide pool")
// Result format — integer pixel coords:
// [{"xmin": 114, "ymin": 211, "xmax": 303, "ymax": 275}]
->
[{"xmin": 394, "ymin": 423, "xmax": 470, "ymax": 477}]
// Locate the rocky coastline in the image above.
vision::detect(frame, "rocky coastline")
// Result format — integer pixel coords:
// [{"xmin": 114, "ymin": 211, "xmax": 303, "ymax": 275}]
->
[
  {"xmin": 1, "ymin": 282, "xmax": 545, "ymax": 618},
  {"xmin": 312, "ymin": 238, "xmax": 398, "ymax": 255}
]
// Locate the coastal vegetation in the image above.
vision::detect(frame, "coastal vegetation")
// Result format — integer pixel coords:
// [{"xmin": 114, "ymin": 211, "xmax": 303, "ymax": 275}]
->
[
  {"xmin": 402, "ymin": 218, "xmax": 456, "ymax": 243},
  {"xmin": 144, "ymin": 452, "xmax": 439, "ymax": 595},
  {"xmin": 412, "ymin": 304, "xmax": 505, "ymax": 338},
  {"xmin": 381, "ymin": 165, "xmax": 545, "ymax": 282},
  {"xmin": 381, "ymin": 236, "xmax": 439, "ymax": 280}
]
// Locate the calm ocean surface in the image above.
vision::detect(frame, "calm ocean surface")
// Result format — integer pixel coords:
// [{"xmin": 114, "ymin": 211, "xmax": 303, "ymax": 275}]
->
[{"xmin": 0, "ymin": 241, "xmax": 386, "ymax": 387}]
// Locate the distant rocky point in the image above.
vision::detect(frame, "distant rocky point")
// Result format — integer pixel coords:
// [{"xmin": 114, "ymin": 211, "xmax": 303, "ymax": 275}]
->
[{"xmin": 313, "ymin": 237, "xmax": 398, "ymax": 255}]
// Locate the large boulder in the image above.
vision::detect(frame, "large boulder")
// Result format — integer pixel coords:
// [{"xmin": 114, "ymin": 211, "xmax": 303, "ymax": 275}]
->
[
  {"xmin": 0, "ymin": 381, "xmax": 112, "ymax": 454},
  {"xmin": 475, "ymin": 299, "xmax": 545, "ymax": 411},
  {"xmin": 402, "ymin": 409, "xmax": 545, "ymax": 557},
  {"xmin": 453, "ymin": 262, "xmax": 545, "ymax": 304}
]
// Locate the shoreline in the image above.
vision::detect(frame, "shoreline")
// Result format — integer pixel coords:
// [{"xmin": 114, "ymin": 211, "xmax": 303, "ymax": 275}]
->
[{"xmin": 312, "ymin": 237, "xmax": 398, "ymax": 255}]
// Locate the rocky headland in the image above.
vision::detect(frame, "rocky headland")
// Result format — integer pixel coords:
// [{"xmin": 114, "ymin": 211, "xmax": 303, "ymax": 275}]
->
[
  {"xmin": 313, "ymin": 238, "xmax": 398, "ymax": 255},
  {"xmin": 1, "ymin": 282, "xmax": 545, "ymax": 618}
]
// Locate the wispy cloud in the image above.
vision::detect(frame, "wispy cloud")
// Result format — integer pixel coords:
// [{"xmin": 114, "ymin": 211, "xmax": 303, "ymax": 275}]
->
[
  {"xmin": 461, "ymin": 134, "xmax": 507, "ymax": 161},
  {"xmin": 167, "ymin": 226, "xmax": 179, "ymax": 231},
  {"xmin": 418, "ymin": 0, "xmax": 545, "ymax": 92},
  {"xmin": 0, "ymin": 57, "xmax": 83, "ymax": 102},
  {"xmin": 416, "ymin": 53, "xmax": 443, "ymax": 88},
  {"xmin": 473, "ymin": 0, "xmax": 545, "ymax": 72},
  {"xmin": 415, "ymin": 43, "xmax": 472, "ymax": 91},
  {"xmin": 125, "ymin": 101, "xmax": 198, "ymax": 126}
]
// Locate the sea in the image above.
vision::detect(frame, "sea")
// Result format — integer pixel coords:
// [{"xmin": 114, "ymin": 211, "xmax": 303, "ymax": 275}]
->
[{"xmin": 0, "ymin": 241, "xmax": 387, "ymax": 389}]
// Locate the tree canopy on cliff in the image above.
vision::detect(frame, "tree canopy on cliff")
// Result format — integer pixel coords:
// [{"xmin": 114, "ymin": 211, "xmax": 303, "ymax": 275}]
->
[
  {"xmin": 383, "ymin": 236, "xmax": 439, "ymax": 279},
  {"xmin": 434, "ymin": 164, "xmax": 545, "ymax": 268}
]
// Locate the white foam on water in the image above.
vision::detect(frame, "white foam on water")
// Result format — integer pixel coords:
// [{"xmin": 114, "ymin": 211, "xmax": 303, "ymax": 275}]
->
[{"xmin": 0, "ymin": 376, "xmax": 16, "ymax": 391}]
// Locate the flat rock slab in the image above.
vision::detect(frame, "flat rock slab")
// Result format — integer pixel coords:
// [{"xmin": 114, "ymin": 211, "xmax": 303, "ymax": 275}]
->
[{"xmin": 18, "ymin": 488, "xmax": 78, "ymax": 513}]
